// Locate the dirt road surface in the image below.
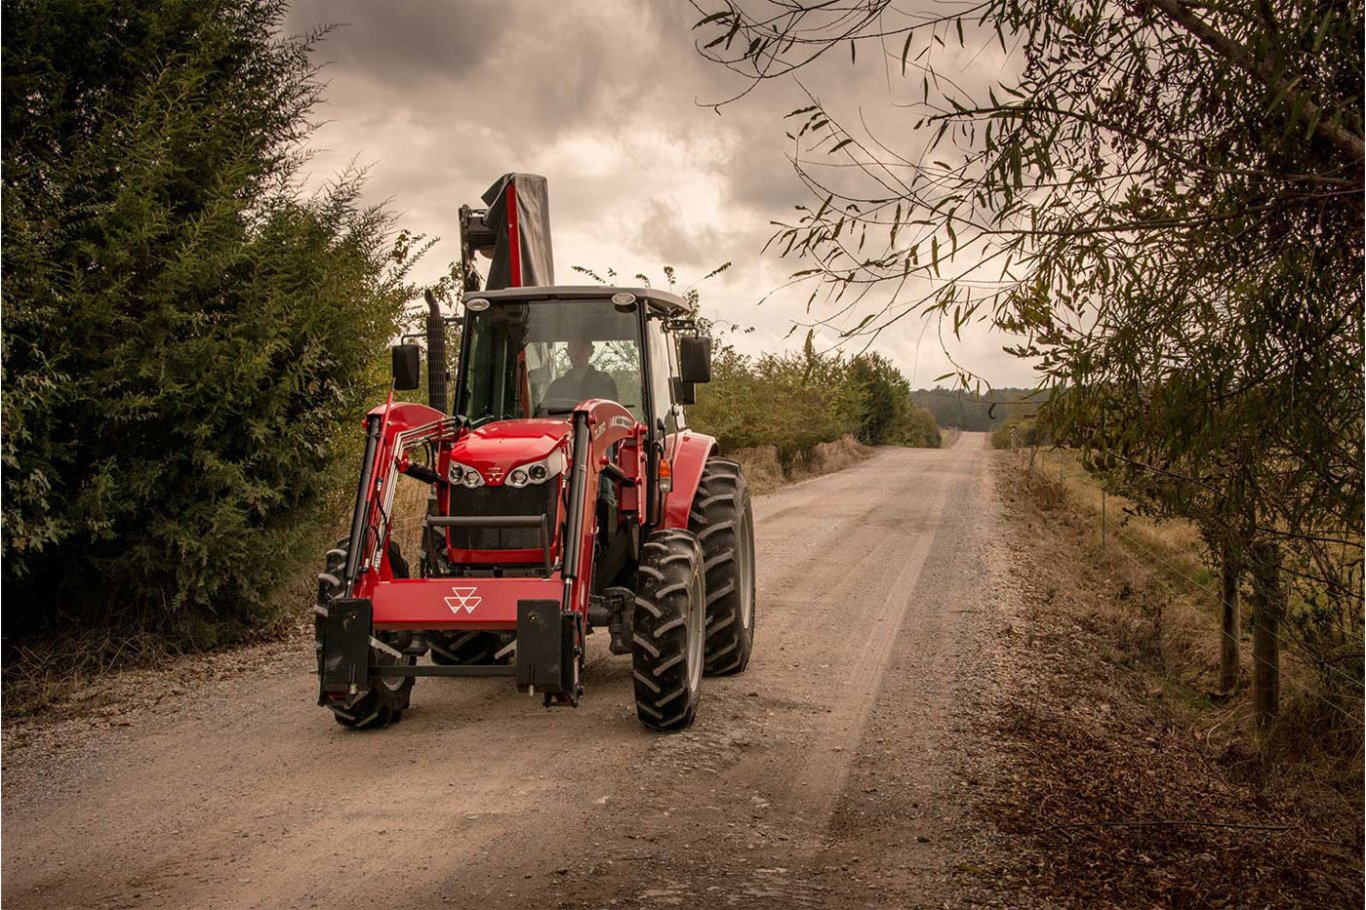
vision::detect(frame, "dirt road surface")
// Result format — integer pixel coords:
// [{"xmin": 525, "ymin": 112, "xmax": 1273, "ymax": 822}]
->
[{"xmin": 4, "ymin": 434, "xmax": 1013, "ymax": 909}]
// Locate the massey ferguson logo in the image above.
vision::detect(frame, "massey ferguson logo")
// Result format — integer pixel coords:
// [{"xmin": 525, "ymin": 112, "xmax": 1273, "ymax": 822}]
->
[{"xmin": 444, "ymin": 586, "xmax": 482, "ymax": 615}]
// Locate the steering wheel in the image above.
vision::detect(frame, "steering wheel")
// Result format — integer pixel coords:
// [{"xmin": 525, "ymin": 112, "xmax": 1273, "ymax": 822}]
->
[{"xmin": 534, "ymin": 398, "xmax": 580, "ymax": 417}]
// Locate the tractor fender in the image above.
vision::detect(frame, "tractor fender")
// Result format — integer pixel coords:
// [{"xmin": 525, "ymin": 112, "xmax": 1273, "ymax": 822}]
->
[{"xmin": 661, "ymin": 431, "xmax": 719, "ymax": 530}]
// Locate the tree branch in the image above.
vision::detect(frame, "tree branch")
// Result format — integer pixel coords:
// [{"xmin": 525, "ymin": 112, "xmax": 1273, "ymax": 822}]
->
[{"xmin": 1135, "ymin": 0, "xmax": 1365, "ymax": 162}]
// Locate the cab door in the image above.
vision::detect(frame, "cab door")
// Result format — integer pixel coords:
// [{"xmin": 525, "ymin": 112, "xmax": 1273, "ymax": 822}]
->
[{"xmin": 644, "ymin": 315, "xmax": 682, "ymax": 522}]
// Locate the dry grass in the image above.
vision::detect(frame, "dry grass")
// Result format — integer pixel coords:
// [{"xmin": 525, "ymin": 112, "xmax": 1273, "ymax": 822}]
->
[
  {"xmin": 1027, "ymin": 447, "xmax": 1233, "ymax": 696},
  {"xmin": 1009, "ymin": 449, "xmax": 1363, "ymax": 804},
  {"xmin": 1022, "ymin": 448, "xmax": 1362, "ymax": 733},
  {"xmin": 982, "ymin": 457, "xmax": 1365, "ymax": 906},
  {"xmin": 4, "ymin": 519, "xmax": 338, "ymax": 719},
  {"xmin": 388, "ymin": 475, "xmax": 433, "ymax": 566},
  {"xmin": 802, "ymin": 434, "xmax": 874, "ymax": 478},
  {"xmin": 728, "ymin": 444, "xmax": 785, "ymax": 495},
  {"xmin": 1030, "ymin": 446, "xmax": 1205, "ymax": 561},
  {"xmin": 729, "ymin": 434, "xmax": 873, "ymax": 495},
  {"xmin": 1, "ymin": 575, "xmax": 313, "ymax": 719}
]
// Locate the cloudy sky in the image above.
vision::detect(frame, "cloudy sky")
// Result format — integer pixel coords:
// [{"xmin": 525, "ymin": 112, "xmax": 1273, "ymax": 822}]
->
[{"xmin": 285, "ymin": 0, "xmax": 1038, "ymax": 388}]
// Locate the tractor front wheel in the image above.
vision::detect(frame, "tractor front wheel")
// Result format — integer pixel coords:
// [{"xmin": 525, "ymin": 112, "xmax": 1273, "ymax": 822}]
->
[
  {"xmin": 316, "ymin": 540, "xmax": 415, "ymax": 730},
  {"xmin": 689, "ymin": 458, "xmax": 757, "ymax": 675},
  {"xmin": 630, "ymin": 529, "xmax": 706, "ymax": 732},
  {"xmin": 328, "ymin": 642, "xmax": 414, "ymax": 730},
  {"xmin": 429, "ymin": 631, "xmax": 514, "ymax": 666}
]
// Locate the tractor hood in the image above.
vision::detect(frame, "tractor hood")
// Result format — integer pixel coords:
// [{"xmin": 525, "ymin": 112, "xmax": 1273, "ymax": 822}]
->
[{"xmin": 449, "ymin": 418, "xmax": 572, "ymax": 485}]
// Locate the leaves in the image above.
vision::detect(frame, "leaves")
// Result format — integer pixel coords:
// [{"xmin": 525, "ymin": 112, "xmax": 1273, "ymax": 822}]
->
[
  {"xmin": 688, "ymin": 0, "xmax": 1364, "ymax": 656},
  {"xmin": 2, "ymin": 0, "xmax": 415, "ymax": 638}
]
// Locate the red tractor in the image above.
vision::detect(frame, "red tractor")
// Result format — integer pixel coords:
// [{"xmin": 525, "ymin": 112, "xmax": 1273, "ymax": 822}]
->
[{"xmin": 315, "ymin": 175, "xmax": 756, "ymax": 732}]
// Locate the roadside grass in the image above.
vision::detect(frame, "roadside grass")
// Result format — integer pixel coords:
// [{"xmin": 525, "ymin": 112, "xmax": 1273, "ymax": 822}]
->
[
  {"xmin": 5, "ymin": 480, "xmax": 433, "ymax": 719},
  {"xmin": 1014, "ymin": 447, "xmax": 1363, "ymax": 801},
  {"xmin": 982, "ymin": 452, "xmax": 1364, "ymax": 905},
  {"xmin": 2, "ymin": 577, "xmax": 313, "ymax": 720},
  {"xmin": 3, "ymin": 518, "xmax": 339, "ymax": 720}
]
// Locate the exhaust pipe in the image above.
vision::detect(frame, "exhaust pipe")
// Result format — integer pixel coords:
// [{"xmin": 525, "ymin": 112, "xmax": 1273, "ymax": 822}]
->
[{"xmin": 424, "ymin": 289, "xmax": 447, "ymax": 414}]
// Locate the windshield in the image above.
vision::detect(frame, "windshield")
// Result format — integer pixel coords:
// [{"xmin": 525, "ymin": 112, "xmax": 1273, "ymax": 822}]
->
[{"xmin": 458, "ymin": 299, "xmax": 643, "ymax": 425}]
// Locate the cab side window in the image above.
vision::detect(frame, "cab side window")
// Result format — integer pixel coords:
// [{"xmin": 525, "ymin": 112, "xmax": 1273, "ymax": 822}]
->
[
  {"xmin": 646, "ymin": 319, "xmax": 677, "ymax": 433},
  {"xmin": 666, "ymin": 328, "xmax": 687, "ymax": 431}
]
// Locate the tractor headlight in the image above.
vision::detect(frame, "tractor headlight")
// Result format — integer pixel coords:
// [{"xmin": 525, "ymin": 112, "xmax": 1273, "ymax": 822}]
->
[
  {"xmin": 448, "ymin": 461, "xmax": 485, "ymax": 488},
  {"xmin": 506, "ymin": 451, "xmax": 565, "ymax": 488}
]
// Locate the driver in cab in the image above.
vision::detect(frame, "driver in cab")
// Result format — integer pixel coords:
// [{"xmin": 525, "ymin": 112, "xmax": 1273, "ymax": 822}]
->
[{"xmin": 545, "ymin": 340, "xmax": 616, "ymax": 405}]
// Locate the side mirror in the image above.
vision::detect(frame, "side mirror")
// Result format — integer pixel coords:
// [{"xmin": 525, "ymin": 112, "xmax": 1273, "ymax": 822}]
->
[
  {"xmin": 391, "ymin": 344, "xmax": 422, "ymax": 391},
  {"xmin": 671, "ymin": 377, "xmax": 696, "ymax": 406},
  {"xmin": 678, "ymin": 336, "xmax": 712, "ymax": 384}
]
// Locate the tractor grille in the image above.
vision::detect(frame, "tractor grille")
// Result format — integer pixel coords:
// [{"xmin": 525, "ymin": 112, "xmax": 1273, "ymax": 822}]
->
[{"xmin": 447, "ymin": 480, "xmax": 559, "ymax": 551}]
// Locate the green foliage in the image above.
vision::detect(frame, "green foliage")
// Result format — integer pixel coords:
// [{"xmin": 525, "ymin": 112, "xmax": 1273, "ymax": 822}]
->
[
  {"xmin": 991, "ymin": 417, "xmax": 1039, "ymax": 450},
  {"xmin": 695, "ymin": 0, "xmax": 1363, "ymax": 711},
  {"xmin": 913, "ymin": 387, "xmax": 1041, "ymax": 433},
  {"xmin": 848, "ymin": 353, "xmax": 940, "ymax": 447},
  {"xmin": 689, "ymin": 344, "xmax": 939, "ymax": 467},
  {"xmin": 690, "ymin": 346, "xmax": 855, "ymax": 469},
  {"xmin": 2, "ymin": 0, "xmax": 417, "ymax": 638}
]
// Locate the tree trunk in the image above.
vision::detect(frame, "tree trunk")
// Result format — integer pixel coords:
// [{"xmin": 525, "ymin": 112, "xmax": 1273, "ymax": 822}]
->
[
  {"xmin": 1248, "ymin": 541, "xmax": 1283, "ymax": 729},
  {"xmin": 1219, "ymin": 546, "xmax": 1240, "ymax": 694}
]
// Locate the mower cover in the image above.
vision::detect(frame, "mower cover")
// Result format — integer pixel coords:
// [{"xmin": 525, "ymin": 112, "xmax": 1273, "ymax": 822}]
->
[{"xmin": 481, "ymin": 173, "xmax": 554, "ymax": 289}]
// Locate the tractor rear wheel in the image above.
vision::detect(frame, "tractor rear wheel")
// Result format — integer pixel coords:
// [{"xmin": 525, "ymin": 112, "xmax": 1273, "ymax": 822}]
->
[
  {"xmin": 688, "ymin": 458, "xmax": 757, "ymax": 675},
  {"xmin": 316, "ymin": 540, "xmax": 415, "ymax": 730},
  {"xmin": 631, "ymin": 529, "xmax": 706, "ymax": 731}
]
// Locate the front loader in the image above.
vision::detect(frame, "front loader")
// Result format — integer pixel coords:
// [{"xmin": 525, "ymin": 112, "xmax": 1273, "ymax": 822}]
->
[{"xmin": 315, "ymin": 174, "xmax": 757, "ymax": 731}]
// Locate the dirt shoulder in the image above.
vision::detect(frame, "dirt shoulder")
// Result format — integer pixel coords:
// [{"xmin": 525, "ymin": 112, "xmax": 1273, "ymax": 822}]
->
[{"xmin": 970, "ymin": 457, "xmax": 1363, "ymax": 908}]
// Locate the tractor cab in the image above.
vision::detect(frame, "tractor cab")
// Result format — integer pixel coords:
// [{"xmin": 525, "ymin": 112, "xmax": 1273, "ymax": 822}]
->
[
  {"xmin": 314, "ymin": 175, "xmax": 755, "ymax": 733},
  {"xmin": 432, "ymin": 286, "xmax": 712, "ymax": 586},
  {"xmin": 456, "ymin": 286, "xmax": 704, "ymax": 426}
]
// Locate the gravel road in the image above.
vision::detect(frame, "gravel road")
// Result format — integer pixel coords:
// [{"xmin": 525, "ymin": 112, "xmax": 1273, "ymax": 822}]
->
[{"xmin": 3, "ymin": 433, "xmax": 1011, "ymax": 909}]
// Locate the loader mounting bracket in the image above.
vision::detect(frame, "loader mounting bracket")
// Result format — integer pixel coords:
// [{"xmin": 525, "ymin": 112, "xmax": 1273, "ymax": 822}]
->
[
  {"xmin": 516, "ymin": 599, "xmax": 581, "ymax": 705},
  {"xmin": 319, "ymin": 597, "xmax": 372, "ymax": 700}
]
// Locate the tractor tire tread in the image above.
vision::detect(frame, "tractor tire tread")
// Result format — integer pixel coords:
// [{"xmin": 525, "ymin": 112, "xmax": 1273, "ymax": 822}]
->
[
  {"xmin": 317, "ymin": 540, "xmax": 414, "ymax": 730},
  {"xmin": 688, "ymin": 458, "xmax": 757, "ymax": 676},
  {"xmin": 631, "ymin": 530, "xmax": 705, "ymax": 732}
]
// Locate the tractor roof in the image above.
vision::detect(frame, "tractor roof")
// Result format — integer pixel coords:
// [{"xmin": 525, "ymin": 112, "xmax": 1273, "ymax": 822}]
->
[{"xmin": 464, "ymin": 286, "xmax": 694, "ymax": 318}]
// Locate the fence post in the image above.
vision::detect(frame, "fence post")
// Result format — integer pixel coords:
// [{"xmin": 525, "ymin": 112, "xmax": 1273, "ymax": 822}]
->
[
  {"xmin": 1219, "ymin": 544, "xmax": 1241, "ymax": 695},
  {"xmin": 1249, "ymin": 541, "xmax": 1283, "ymax": 728},
  {"xmin": 1101, "ymin": 488, "xmax": 1107, "ymax": 550}
]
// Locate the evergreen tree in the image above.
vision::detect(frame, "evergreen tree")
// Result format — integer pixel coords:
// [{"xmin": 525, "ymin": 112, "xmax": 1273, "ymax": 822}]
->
[{"xmin": 2, "ymin": 0, "xmax": 418, "ymax": 639}]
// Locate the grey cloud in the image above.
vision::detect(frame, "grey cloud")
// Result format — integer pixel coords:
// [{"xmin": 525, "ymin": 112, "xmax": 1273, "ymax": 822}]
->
[
  {"xmin": 631, "ymin": 197, "xmax": 729, "ymax": 270},
  {"xmin": 285, "ymin": 0, "xmax": 1033, "ymax": 386},
  {"xmin": 289, "ymin": 0, "xmax": 507, "ymax": 85}
]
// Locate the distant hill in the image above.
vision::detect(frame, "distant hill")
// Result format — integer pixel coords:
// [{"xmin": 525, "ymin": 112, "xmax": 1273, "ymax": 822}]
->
[{"xmin": 911, "ymin": 387, "xmax": 1044, "ymax": 432}]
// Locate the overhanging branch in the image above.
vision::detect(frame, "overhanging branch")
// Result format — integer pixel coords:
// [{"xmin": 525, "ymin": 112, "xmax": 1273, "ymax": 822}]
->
[{"xmin": 1135, "ymin": 0, "xmax": 1365, "ymax": 162}]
